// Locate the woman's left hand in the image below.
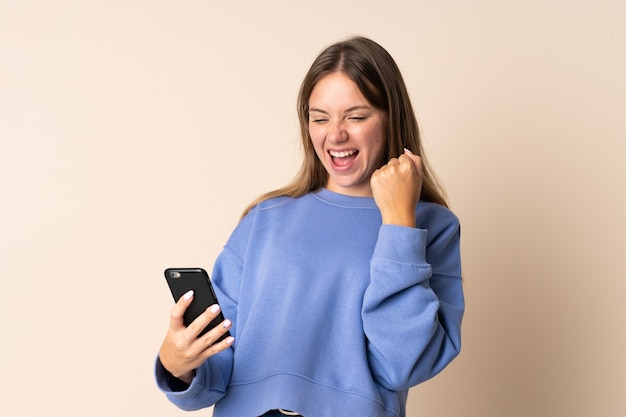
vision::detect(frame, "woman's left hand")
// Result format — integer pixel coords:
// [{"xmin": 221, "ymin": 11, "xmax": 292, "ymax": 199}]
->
[{"xmin": 370, "ymin": 148, "xmax": 423, "ymax": 227}]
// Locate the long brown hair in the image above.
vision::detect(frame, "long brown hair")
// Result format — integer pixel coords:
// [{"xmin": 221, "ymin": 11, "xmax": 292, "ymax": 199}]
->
[{"xmin": 242, "ymin": 36, "xmax": 447, "ymax": 217}]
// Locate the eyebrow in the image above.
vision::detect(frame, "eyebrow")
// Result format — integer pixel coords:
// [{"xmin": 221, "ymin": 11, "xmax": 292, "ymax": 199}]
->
[{"xmin": 308, "ymin": 105, "xmax": 373, "ymax": 114}]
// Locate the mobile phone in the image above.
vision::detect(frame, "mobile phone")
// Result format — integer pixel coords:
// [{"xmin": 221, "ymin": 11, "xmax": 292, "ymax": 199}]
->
[{"xmin": 164, "ymin": 267, "xmax": 230, "ymax": 341}]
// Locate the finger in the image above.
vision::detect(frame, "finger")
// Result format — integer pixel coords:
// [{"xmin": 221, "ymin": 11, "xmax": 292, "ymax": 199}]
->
[
  {"xmin": 185, "ymin": 304, "xmax": 223, "ymax": 339},
  {"xmin": 199, "ymin": 318, "xmax": 234, "ymax": 349},
  {"xmin": 398, "ymin": 154, "xmax": 418, "ymax": 173},
  {"xmin": 170, "ymin": 290, "xmax": 194, "ymax": 330},
  {"xmin": 403, "ymin": 148, "xmax": 422, "ymax": 165},
  {"xmin": 386, "ymin": 157, "xmax": 400, "ymax": 167},
  {"xmin": 402, "ymin": 149, "xmax": 423, "ymax": 174},
  {"xmin": 201, "ymin": 333, "xmax": 235, "ymax": 357}
]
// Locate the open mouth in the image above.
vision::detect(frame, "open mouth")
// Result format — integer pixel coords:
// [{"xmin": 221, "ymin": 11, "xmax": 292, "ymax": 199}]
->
[{"xmin": 329, "ymin": 149, "xmax": 359, "ymax": 167}]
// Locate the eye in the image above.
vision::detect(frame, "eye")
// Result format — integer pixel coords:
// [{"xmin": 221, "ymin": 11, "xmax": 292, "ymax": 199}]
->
[
  {"xmin": 348, "ymin": 116, "xmax": 366, "ymax": 121},
  {"xmin": 310, "ymin": 117, "xmax": 328, "ymax": 124}
]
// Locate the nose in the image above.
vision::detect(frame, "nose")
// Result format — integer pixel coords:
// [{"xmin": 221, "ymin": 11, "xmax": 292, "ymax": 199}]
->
[{"xmin": 326, "ymin": 121, "xmax": 348, "ymax": 143}]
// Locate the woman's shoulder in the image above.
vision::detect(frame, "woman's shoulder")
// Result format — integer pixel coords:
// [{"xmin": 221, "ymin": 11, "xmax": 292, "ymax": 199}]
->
[
  {"xmin": 238, "ymin": 195, "xmax": 301, "ymax": 225},
  {"xmin": 227, "ymin": 196, "xmax": 297, "ymax": 248},
  {"xmin": 255, "ymin": 195, "xmax": 293, "ymax": 211}
]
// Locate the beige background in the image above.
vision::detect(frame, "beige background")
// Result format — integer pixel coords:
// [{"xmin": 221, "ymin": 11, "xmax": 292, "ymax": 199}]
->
[{"xmin": 1, "ymin": 1, "xmax": 624, "ymax": 416}]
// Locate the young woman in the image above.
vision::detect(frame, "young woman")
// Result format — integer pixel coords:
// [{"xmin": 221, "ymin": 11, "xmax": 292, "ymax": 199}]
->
[{"xmin": 156, "ymin": 36, "xmax": 464, "ymax": 417}]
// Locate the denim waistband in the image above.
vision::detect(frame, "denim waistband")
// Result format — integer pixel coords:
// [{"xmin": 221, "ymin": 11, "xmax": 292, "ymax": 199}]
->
[{"xmin": 261, "ymin": 410, "xmax": 302, "ymax": 416}]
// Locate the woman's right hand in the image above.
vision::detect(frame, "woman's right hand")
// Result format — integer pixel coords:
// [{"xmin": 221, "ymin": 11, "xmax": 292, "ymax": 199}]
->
[
  {"xmin": 158, "ymin": 290, "xmax": 234, "ymax": 385},
  {"xmin": 371, "ymin": 148, "xmax": 423, "ymax": 228}
]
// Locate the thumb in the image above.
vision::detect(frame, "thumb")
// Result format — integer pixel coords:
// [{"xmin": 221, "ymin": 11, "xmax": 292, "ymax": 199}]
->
[
  {"xmin": 170, "ymin": 289, "xmax": 194, "ymax": 328},
  {"xmin": 403, "ymin": 148, "xmax": 422, "ymax": 170}
]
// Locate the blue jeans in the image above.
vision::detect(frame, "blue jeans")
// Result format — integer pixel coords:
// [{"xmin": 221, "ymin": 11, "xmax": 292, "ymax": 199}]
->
[{"xmin": 260, "ymin": 411, "xmax": 302, "ymax": 417}]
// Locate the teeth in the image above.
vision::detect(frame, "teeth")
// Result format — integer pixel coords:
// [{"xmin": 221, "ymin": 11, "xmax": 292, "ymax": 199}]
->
[{"xmin": 329, "ymin": 150, "xmax": 356, "ymax": 158}]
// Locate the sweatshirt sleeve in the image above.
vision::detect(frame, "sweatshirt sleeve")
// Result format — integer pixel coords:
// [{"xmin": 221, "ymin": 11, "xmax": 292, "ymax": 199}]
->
[
  {"xmin": 153, "ymin": 246, "xmax": 241, "ymax": 410},
  {"xmin": 154, "ymin": 347, "xmax": 233, "ymax": 411},
  {"xmin": 362, "ymin": 209, "xmax": 464, "ymax": 391},
  {"xmin": 154, "ymin": 212, "xmax": 252, "ymax": 411}
]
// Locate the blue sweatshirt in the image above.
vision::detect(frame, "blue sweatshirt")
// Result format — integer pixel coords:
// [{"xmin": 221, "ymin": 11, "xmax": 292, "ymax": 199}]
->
[{"xmin": 155, "ymin": 188, "xmax": 464, "ymax": 417}]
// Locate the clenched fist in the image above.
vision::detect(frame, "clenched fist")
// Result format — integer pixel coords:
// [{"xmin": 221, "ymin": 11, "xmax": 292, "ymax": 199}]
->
[{"xmin": 370, "ymin": 148, "xmax": 423, "ymax": 227}]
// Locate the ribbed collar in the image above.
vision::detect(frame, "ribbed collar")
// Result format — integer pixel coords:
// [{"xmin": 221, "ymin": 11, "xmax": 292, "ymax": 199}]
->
[{"xmin": 311, "ymin": 188, "xmax": 378, "ymax": 209}]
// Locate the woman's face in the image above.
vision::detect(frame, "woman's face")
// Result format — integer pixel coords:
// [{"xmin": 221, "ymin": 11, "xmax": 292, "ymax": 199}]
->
[{"xmin": 308, "ymin": 71, "xmax": 387, "ymax": 197}]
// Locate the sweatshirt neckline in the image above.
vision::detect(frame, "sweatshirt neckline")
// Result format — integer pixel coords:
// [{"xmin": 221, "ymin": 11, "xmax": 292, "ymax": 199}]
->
[{"xmin": 312, "ymin": 188, "xmax": 378, "ymax": 209}]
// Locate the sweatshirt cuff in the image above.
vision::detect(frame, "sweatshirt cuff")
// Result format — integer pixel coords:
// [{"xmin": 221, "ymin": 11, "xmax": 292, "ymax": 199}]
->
[
  {"xmin": 155, "ymin": 356, "xmax": 206, "ymax": 396},
  {"xmin": 372, "ymin": 224, "xmax": 428, "ymax": 266}
]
